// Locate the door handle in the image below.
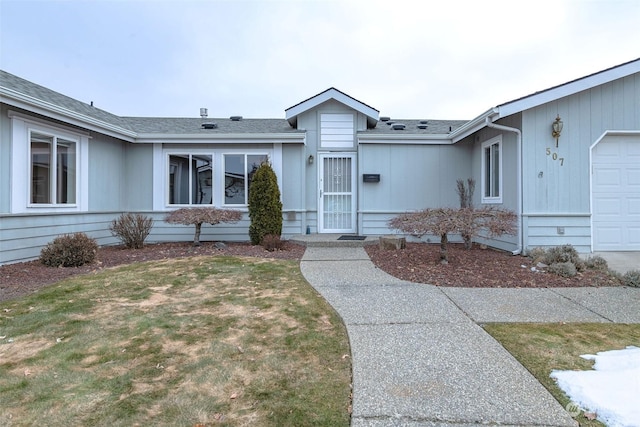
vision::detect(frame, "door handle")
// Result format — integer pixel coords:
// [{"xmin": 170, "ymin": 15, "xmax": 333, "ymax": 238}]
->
[{"xmin": 319, "ymin": 189, "xmax": 323, "ymax": 198}]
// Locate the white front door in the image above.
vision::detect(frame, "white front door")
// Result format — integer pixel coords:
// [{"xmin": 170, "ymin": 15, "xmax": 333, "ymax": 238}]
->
[{"xmin": 318, "ymin": 153, "xmax": 357, "ymax": 233}]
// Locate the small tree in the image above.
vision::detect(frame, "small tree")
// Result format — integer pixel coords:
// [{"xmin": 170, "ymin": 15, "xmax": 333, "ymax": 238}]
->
[
  {"xmin": 165, "ymin": 207, "xmax": 242, "ymax": 246},
  {"xmin": 389, "ymin": 206, "xmax": 517, "ymax": 264},
  {"xmin": 248, "ymin": 162, "xmax": 282, "ymax": 245}
]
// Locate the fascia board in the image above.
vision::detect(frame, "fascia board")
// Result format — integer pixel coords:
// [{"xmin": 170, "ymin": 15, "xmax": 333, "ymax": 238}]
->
[
  {"xmin": 450, "ymin": 108, "xmax": 497, "ymax": 143},
  {"xmin": 358, "ymin": 134, "xmax": 453, "ymax": 145},
  {"xmin": 285, "ymin": 88, "xmax": 379, "ymax": 121},
  {"xmin": 0, "ymin": 88, "xmax": 137, "ymax": 141},
  {"xmin": 497, "ymin": 60, "xmax": 640, "ymax": 118},
  {"xmin": 134, "ymin": 133, "xmax": 306, "ymax": 144}
]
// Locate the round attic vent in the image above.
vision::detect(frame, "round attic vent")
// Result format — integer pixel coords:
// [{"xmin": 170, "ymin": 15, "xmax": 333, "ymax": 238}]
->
[
  {"xmin": 201, "ymin": 123, "xmax": 218, "ymax": 129},
  {"xmin": 391, "ymin": 123, "xmax": 406, "ymax": 130},
  {"xmin": 230, "ymin": 116, "xmax": 243, "ymax": 121}
]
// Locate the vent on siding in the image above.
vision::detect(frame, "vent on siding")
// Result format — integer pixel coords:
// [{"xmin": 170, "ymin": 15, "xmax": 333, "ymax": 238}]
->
[
  {"xmin": 201, "ymin": 123, "xmax": 218, "ymax": 129},
  {"xmin": 230, "ymin": 116, "xmax": 243, "ymax": 121},
  {"xmin": 391, "ymin": 123, "xmax": 406, "ymax": 130}
]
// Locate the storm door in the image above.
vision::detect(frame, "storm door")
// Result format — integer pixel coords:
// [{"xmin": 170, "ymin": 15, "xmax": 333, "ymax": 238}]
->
[{"xmin": 318, "ymin": 153, "xmax": 357, "ymax": 233}]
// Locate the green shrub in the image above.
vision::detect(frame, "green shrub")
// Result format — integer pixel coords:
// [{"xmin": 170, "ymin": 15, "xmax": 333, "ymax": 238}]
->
[
  {"xmin": 622, "ymin": 269, "xmax": 640, "ymax": 287},
  {"xmin": 40, "ymin": 233, "xmax": 98, "ymax": 267},
  {"xmin": 584, "ymin": 255, "xmax": 609, "ymax": 271},
  {"xmin": 543, "ymin": 245, "xmax": 585, "ymax": 272},
  {"xmin": 548, "ymin": 261, "xmax": 577, "ymax": 278},
  {"xmin": 248, "ymin": 162, "xmax": 282, "ymax": 245},
  {"xmin": 109, "ymin": 213, "xmax": 153, "ymax": 249},
  {"xmin": 261, "ymin": 234, "xmax": 285, "ymax": 252}
]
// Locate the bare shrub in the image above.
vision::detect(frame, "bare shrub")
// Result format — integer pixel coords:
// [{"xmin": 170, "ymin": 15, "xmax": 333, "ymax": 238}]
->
[
  {"xmin": 40, "ymin": 233, "xmax": 98, "ymax": 267},
  {"xmin": 527, "ymin": 247, "xmax": 547, "ymax": 264},
  {"xmin": 109, "ymin": 213, "xmax": 153, "ymax": 249},
  {"xmin": 165, "ymin": 207, "xmax": 242, "ymax": 246}
]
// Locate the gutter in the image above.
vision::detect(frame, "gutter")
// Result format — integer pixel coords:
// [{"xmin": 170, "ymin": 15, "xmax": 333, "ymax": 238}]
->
[{"xmin": 485, "ymin": 116, "xmax": 523, "ymax": 255}]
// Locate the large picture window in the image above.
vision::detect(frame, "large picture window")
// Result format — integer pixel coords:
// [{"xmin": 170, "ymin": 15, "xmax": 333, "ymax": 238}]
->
[
  {"xmin": 30, "ymin": 131, "xmax": 77, "ymax": 205},
  {"xmin": 224, "ymin": 154, "xmax": 268, "ymax": 205},
  {"xmin": 481, "ymin": 136, "xmax": 502, "ymax": 203},
  {"xmin": 168, "ymin": 154, "xmax": 213, "ymax": 205}
]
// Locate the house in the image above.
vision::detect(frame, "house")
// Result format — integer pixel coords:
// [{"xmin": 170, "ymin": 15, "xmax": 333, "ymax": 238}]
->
[{"xmin": 1, "ymin": 58, "xmax": 639, "ymax": 265}]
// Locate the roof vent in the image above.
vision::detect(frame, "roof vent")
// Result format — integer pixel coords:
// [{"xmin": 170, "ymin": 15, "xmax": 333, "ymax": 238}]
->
[
  {"xmin": 230, "ymin": 116, "xmax": 243, "ymax": 121},
  {"xmin": 380, "ymin": 116, "xmax": 390, "ymax": 122},
  {"xmin": 417, "ymin": 124, "xmax": 428, "ymax": 129},
  {"xmin": 419, "ymin": 120, "xmax": 428, "ymax": 124},
  {"xmin": 200, "ymin": 108, "xmax": 208, "ymax": 118},
  {"xmin": 391, "ymin": 123, "xmax": 406, "ymax": 130},
  {"xmin": 386, "ymin": 121, "xmax": 395, "ymax": 125},
  {"xmin": 201, "ymin": 123, "xmax": 217, "ymax": 129}
]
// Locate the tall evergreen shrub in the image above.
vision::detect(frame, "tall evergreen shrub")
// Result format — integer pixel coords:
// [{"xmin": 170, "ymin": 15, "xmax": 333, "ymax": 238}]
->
[{"xmin": 248, "ymin": 162, "xmax": 282, "ymax": 245}]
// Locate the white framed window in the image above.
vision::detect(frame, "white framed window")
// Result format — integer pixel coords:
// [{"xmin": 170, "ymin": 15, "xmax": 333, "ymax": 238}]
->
[
  {"xmin": 223, "ymin": 153, "xmax": 269, "ymax": 205},
  {"xmin": 9, "ymin": 111, "xmax": 88, "ymax": 213},
  {"xmin": 481, "ymin": 136, "xmax": 502, "ymax": 203},
  {"xmin": 29, "ymin": 130, "xmax": 77, "ymax": 205},
  {"xmin": 166, "ymin": 153, "xmax": 213, "ymax": 205}
]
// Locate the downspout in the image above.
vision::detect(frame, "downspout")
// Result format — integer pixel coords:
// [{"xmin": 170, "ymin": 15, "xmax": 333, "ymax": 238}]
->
[{"xmin": 485, "ymin": 117, "xmax": 523, "ymax": 255}]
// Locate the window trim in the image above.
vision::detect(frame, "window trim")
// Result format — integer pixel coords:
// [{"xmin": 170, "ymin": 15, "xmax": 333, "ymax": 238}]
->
[
  {"xmin": 481, "ymin": 135, "xmax": 502, "ymax": 204},
  {"xmin": 9, "ymin": 113, "xmax": 88, "ymax": 213}
]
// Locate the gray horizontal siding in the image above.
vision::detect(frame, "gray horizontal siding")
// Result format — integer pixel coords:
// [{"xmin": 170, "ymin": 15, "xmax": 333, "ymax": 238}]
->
[
  {"xmin": 524, "ymin": 214, "xmax": 591, "ymax": 253},
  {"xmin": 1, "ymin": 210, "xmax": 311, "ymax": 265}
]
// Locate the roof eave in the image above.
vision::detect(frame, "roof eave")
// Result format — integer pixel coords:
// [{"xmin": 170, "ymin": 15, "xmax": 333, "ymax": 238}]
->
[
  {"xmin": 285, "ymin": 87, "xmax": 379, "ymax": 126},
  {"xmin": 358, "ymin": 133, "xmax": 454, "ymax": 145},
  {"xmin": 134, "ymin": 132, "xmax": 307, "ymax": 144},
  {"xmin": 496, "ymin": 58, "xmax": 640, "ymax": 118},
  {"xmin": 449, "ymin": 108, "xmax": 498, "ymax": 143},
  {"xmin": 0, "ymin": 87, "xmax": 137, "ymax": 141}
]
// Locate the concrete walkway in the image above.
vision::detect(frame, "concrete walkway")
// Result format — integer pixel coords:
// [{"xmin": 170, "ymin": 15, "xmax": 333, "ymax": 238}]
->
[{"xmin": 300, "ymin": 246, "xmax": 640, "ymax": 427}]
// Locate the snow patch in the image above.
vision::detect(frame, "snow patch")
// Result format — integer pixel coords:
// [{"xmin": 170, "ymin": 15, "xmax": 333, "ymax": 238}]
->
[{"xmin": 550, "ymin": 346, "xmax": 640, "ymax": 427}]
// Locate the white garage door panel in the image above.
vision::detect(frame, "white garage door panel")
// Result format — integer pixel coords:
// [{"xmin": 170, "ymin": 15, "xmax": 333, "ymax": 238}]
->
[{"xmin": 592, "ymin": 135, "xmax": 640, "ymax": 251}]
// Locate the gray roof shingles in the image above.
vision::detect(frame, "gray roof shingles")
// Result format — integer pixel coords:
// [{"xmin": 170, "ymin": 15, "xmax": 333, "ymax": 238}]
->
[{"xmin": 2, "ymin": 69, "xmax": 467, "ymax": 137}]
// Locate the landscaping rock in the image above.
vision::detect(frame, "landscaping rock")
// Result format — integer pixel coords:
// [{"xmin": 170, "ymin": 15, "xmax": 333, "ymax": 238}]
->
[{"xmin": 379, "ymin": 236, "xmax": 406, "ymax": 250}]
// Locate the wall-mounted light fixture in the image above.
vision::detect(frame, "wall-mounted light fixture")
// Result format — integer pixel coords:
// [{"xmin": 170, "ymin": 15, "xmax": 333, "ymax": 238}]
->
[
  {"xmin": 308, "ymin": 154, "xmax": 314, "ymax": 165},
  {"xmin": 552, "ymin": 115, "xmax": 563, "ymax": 147}
]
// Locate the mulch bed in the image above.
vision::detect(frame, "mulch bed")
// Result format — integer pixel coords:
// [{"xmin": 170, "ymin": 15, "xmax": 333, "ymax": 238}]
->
[{"xmin": 365, "ymin": 242, "xmax": 621, "ymax": 288}]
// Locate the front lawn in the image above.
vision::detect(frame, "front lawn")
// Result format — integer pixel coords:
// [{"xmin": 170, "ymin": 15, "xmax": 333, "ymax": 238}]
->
[
  {"xmin": 484, "ymin": 323, "xmax": 640, "ymax": 427},
  {"xmin": 0, "ymin": 256, "xmax": 351, "ymax": 426}
]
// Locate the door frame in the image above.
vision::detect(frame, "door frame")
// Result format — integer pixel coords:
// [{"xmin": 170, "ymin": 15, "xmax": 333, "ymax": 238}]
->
[{"xmin": 317, "ymin": 152, "xmax": 357, "ymax": 234}]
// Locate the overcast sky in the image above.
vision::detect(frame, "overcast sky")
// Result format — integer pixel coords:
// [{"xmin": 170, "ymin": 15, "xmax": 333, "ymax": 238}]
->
[{"xmin": 1, "ymin": 0, "xmax": 638, "ymax": 121}]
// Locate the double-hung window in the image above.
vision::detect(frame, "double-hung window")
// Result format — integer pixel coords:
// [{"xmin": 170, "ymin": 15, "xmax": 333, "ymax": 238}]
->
[
  {"xmin": 481, "ymin": 136, "xmax": 502, "ymax": 203},
  {"xmin": 168, "ymin": 154, "xmax": 213, "ymax": 205},
  {"xmin": 30, "ymin": 130, "xmax": 77, "ymax": 205},
  {"xmin": 224, "ymin": 154, "xmax": 268, "ymax": 205}
]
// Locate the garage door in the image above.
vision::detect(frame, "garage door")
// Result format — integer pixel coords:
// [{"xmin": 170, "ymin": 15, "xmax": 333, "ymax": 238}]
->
[{"xmin": 592, "ymin": 134, "xmax": 640, "ymax": 251}]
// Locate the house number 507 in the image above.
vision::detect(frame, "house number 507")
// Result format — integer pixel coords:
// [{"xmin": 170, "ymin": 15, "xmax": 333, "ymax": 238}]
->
[{"xmin": 546, "ymin": 148, "xmax": 565, "ymax": 166}]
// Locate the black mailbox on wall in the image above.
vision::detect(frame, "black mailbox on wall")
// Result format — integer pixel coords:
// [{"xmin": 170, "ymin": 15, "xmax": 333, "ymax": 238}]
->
[{"xmin": 363, "ymin": 174, "xmax": 380, "ymax": 183}]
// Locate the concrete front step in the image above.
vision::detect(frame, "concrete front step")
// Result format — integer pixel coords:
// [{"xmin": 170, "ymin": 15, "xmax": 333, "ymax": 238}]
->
[{"xmin": 289, "ymin": 234, "xmax": 379, "ymax": 247}]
